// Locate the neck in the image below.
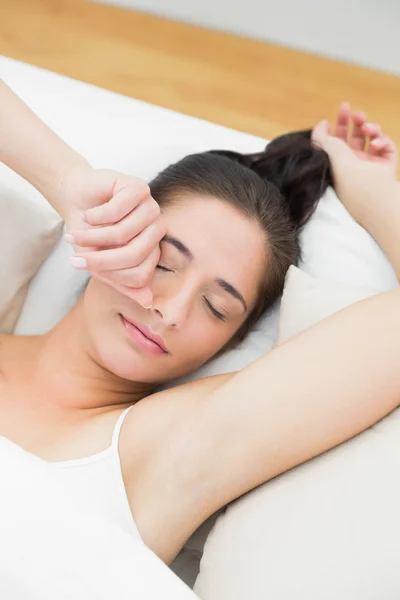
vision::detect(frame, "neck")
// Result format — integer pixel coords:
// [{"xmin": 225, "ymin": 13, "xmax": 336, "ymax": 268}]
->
[{"xmin": 24, "ymin": 302, "xmax": 154, "ymax": 411}]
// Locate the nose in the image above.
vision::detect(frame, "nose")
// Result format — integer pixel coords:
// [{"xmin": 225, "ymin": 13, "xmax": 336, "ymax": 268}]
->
[{"xmin": 150, "ymin": 281, "xmax": 194, "ymax": 329}]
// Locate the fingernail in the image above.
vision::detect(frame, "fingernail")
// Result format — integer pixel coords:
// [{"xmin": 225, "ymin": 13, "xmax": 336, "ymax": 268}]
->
[
  {"xmin": 371, "ymin": 138, "xmax": 383, "ymax": 146},
  {"xmin": 143, "ymin": 303, "xmax": 153, "ymax": 309},
  {"xmin": 70, "ymin": 256, "xmax": 87, "ymax": 269},
  {"xmin": 365, "ymin": 122, "xmax": 374, "ymax": 128},
  {"xmin": 63, "ymin": 233, "xmax": 75, "ymax": 244}
]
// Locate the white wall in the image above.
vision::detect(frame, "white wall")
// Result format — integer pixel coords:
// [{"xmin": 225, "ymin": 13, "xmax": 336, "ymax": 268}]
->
[{"xmin": 96, "ymin": 0, "xmax": 400, "ymax": 76}]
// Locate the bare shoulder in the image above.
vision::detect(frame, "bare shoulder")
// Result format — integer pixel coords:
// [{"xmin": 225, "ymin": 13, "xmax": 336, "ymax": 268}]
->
[{"xmin": 119, "ymin": 371, "xmax": 233, "ymax": 562}]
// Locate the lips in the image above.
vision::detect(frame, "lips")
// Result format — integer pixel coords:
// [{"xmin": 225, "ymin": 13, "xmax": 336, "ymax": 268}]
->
[{"xmin": 120, "ymin": 314, "xmax": 169, "ymax": 353}]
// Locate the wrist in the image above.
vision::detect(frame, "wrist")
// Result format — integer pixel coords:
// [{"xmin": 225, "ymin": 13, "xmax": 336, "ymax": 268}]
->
[
  {"xmin": 359, "ymin": 181, "xmax": 400, "ymax": 235},
  {"xmin": 359, "ymin": 181, "xmax": 400, "ymax": 279},
  {"xmin": 0, "ymin": 78, "xmax": 92, "ymax": 218},
  {"xmin": 48, "ymin": 153, "xmax": 92, "ymax": 220}
]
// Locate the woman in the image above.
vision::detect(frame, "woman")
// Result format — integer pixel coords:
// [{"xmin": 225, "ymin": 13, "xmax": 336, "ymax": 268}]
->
[{"xmin": 0, "ymin": 78, "xmax": 399, "ymax": 570}]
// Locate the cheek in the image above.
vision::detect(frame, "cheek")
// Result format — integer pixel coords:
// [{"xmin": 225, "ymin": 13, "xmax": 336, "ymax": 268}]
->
[
  {"xmin": 179, "ymin": 318, "xmax": 238, "ymax": 365},
  {"xmin": 84, "ymin": 304, "xmax": 163, "ymax": 383},
  {"xmin": 83, "ymin": 277, "xmax": 117, "ymax": 312},
  {"xmin": 81, "ymin": 281, "xmax": 142, "ymax": 377}
]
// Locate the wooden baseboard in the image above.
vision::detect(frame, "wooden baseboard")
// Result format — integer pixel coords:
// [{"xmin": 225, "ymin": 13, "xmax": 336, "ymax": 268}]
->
[{"xmin": 1, "ymin": 0, "xmax": 399, "ymax": 148}]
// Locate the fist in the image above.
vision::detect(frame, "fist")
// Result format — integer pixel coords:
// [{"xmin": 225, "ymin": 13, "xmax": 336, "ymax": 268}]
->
[{"xmin": 62, "ymin": 165, "xmax": 165, "ymax": 307}]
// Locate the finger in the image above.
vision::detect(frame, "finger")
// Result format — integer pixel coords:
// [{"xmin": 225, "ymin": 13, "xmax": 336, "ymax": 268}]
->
[
  {"xmin": 72, "ymin": 220, "xmax": 166, "ymax": 272},
  {"xmin": 369, "ymin": 135, "xmax": 398, "ymax": 165},
  {"xmin": 361, "ymin": 122, "xmax": 382, "ymax": 141},
  {"xmin": 311, "ymin": 119, "xmax": 330, "ymax": 146},
  {"xmin": 100, "ymin": 246, "xmax": 160, "ymax": 288},
  {"xmin": 94, "ymin": 273, "xmax": 154, "ymax": 307},
  {"xmin": 124, "ymin": 286, "xmax": 153, "ymax": 308},
  {"xmin": 350, "ymin": 111, "xmax": 367, "ymax": 151},
  {"xmin": 334, "ymin": 102, "xmax": 351, "ymax": 140},
  {"xmin": 68, "ymin": 198, "xmax": 161, "ymax": 248},
  {"xmin": 312, "ymin": 120, "xmax": 355, "ymax": 165},
  {"xmin": 84, "ymin": 180, "xmax": 151, "ymax": 226}
]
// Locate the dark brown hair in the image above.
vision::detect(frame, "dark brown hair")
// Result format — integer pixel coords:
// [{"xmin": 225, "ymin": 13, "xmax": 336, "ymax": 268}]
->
[{"xmin": 150, "ymin": 130, "xmax": 333, "ymax": 348}]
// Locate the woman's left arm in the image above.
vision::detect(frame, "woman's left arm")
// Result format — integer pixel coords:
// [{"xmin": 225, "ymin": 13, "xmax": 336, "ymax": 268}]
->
[
  {"xmin": 127, "ymin": 118, "xmax": 400, "ymax": 562},
  {"xmin": 196, "ymin": 282, "xmax": 400, "ymax": 506},
  {"xmin": 185, "ymin": 122, "xmax": 400, "ymax": 516},
  {"xmin": 131, "ymin": 279, "xmax": 400, "ymax": 563},
  {"xmin": 183, "ymin": 119, "xmax": 400, "ymax": 518}
]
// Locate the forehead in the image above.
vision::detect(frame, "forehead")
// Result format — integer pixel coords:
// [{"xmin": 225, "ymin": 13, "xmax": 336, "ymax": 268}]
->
[{"xmin": 161, "ymin": 195, "xmax": 266, "ymax": 304}]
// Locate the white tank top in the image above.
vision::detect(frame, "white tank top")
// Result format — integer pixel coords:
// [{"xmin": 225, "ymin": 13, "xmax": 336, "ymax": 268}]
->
[
  {"xmin": 47, "ymin": 406, "xmax": 140, "ymax": 538},
  {"xmin": 0, "ymin": 405, "xmax": 140, "ymax": 540},
  {"xmin": 0, "ymin": 405, "xmax": 198, "ymax": 599}
]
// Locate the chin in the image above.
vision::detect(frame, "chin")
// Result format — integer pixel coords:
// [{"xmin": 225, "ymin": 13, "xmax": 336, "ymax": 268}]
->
[
  {"xmin": 99, "ymin": 345, "xmax": 192, "ymax": 386},
  {"xmin": 100, "ymin": 346, "xmax": 163, "ymax": 383}
]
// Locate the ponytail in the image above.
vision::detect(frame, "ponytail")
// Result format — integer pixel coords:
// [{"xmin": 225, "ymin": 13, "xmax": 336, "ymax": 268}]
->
[{"xmin": 207, "ymin": 130, "xmax": 333, "ymax": 229}]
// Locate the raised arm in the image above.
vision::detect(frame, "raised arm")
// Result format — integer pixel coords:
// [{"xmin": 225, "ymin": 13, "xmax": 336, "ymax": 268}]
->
[
  {"xmin": 193, "ymin": 111, "xmax": 400, "ymax": 521},
  {"xmin": 127, "ymin": 108, "xmax": 400, "ymax": 563},
  {"xmin": 0, "ymin": 78, "xmax": 88, "ymax": 218},
  {"xmin": 0, "ymin": 78, "xmax": 164, "ymax": 307}
]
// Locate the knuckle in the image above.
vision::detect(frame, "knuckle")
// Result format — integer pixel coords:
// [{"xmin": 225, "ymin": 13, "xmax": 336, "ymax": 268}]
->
[
  {"xmin": 141, "ymin": 261, "xmax": 155, "ymax": 281},
  {"xmin": 100, "ymin": 205, "xmax": 113, "ymax": 223},
  {"xmin": 142, "ymin": 198, "xmax": 160, "ymax": 223},
  {"xmin": 113, "ymin": 229, "xmax": 128, "ymax": 246},
  {"xmin": 135, "ymin": 180, "xmax": 151, "ymax": 200},
  {"xmin": 146, "ymin": 200, "xmax": 160, "ymax": 227},
  {"xmin": 92, "ymin": 256, "xmax": 105, "ymax": 272},
  {"xmin": 133, "ymin": 269, "xmax": 148, "ymax": 288},
  {"xmin": 154, "ymin": 219, "xmax": 167, "ymax": 239},
  {"xmin": 150, "ymin": 199, "xmax": 161, "ymax": 218},
  {"xmin": 152, "ymin": 245, "xmax": 161, "ymax": 263}
]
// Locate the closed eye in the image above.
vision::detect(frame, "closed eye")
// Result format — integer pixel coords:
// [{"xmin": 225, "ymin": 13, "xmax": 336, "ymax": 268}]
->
[
  {"xmin": 156, "ymin": 265, "xmax": 226, "ymax": 321},
  {"xmin": 204, "ymin": 297, "xmax": 226, "ymax": 322},
  {"xmin": 156, "ymin": 265, "xmax": 173, "ymax": 272}
]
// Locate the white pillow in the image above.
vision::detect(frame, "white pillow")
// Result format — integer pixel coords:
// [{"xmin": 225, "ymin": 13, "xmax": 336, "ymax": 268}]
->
[
  {"xmin": 194, "ymin": 267, "xmax": 400, "ymax": 599},
  {"xmin": 299, "ymin": 187, "xmax": 397, "ymax": 289},
  {"xmin": 0, "ymin": 166, "xmax": 63, "ymax": 333},
  {"xmin": 277, "ymin": 265, "xmax": 378, "ymax": 344},
  {"xmin": 14, "ymin": 227, "xmax": 91, "ymax": 335}
]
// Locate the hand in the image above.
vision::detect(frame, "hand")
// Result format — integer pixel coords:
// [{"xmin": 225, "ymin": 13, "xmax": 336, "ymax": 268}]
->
[
  {"xmin": 62, "ymin": 165, "xmax": 166, "ymax": 308},
  {"xmin": 312, "ymin": 102, "xmax": 398, "ymax": 228}
]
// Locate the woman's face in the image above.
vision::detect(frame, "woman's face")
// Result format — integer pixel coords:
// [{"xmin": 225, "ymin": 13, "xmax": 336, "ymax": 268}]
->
[{"xmin": 82, "ymin": 195, "xmax": 267, "ymax": 384}]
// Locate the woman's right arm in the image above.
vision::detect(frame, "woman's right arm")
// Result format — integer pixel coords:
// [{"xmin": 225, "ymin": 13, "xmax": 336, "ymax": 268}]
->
[
  {"xmin": 0, "ymin": 78, "xmax": 88, "ymax": 218},
  {"xmin": 0, "ymin": 79, "xmax": 164, "ymax": 306}
]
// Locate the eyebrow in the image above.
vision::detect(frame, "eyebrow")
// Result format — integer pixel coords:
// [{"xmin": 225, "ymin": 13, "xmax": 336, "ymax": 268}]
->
[
  {"xmin": 163, "ymin": 234, "xmax": 194, "ymax": 261},
  {"xmin": 162, "ymin": 235, "xmax": 248, "ymax": 313}
]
